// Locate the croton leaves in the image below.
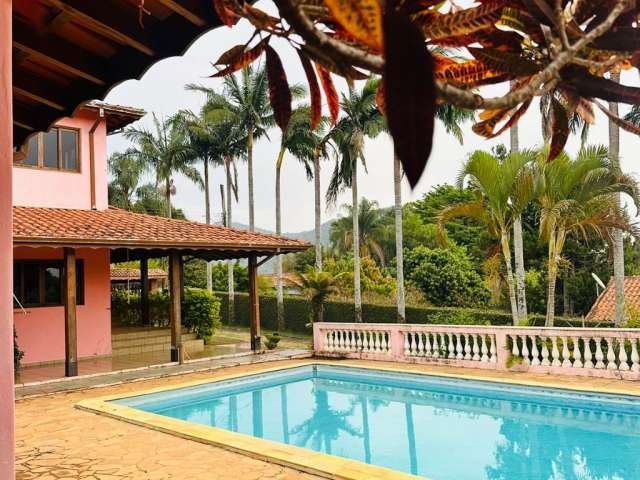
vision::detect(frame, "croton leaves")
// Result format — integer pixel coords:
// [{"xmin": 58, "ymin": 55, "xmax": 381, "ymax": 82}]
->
[
  {"xmin": 420, "ymin": 0, "xmax": 508, "ymax": 40},
  {"xmin": 564, "ymin": 69, "xmax": 640, "ymax": 104},
  {"xmin": 211, "ymin": 38, "xmax": 268, "ymax": 77},
  {"xmin": 213, "ymin": 0, "xmax": 238, "ymax": 27},
  {"xmin": 383, "ymin": 8, "xmax": 435, "ymax": 188},
  {"xmin": 214, "ymin": 44, "xmax": 246, "ymax": 65},
  {"xmin": 376, "ymin": 79, "xmax": 385, "ymax": 115},
  {"xmin": 595, "ymin": 100, "xmax": 640, "ymax": 135},
  {"xmin": 491, "ymin": 99, "xmax": 532, "ymax": 138},
  {"xmin": 548, "ymin": 98, "xmax": 569, "ymax": 162},
  {"xmin": 265, "ymin": 46, "xmax": 292, "ymax": 132},
  {"xmin": 325, "ymin": 0, "xmax": 383, "ymax": 51},
  {"xmin": 297, "ymin": 51, "xmax": 322, "ymax": 130},
  {"xmin": 242, "ymin": 4, "xmax": 280, "ymax": 31},
  {"xmin": 434, "ymin": 60, "xmax": 507, "ymax": 87},
  {"xmin": 316, "ymin": 64, "xmax": 340, "ymax": 126},
  {"xmin": 468, "ymin": 48, "xmax": 542, "ymax": 76},
  {"xmin": 472, "ymin": 108, "xmax": 511, "ymax": 137}
]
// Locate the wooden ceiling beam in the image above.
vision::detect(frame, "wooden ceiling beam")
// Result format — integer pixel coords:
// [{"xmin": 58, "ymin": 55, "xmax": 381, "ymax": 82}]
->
[
  {"xmin": 153, "ymin": 0, "xmax": 208, "ymax": 27},
  {"xmin": 42, "ymin": 0, "xmax": 155, "ymax": 56},
  {"xmin": 13, "ymin": 86, "xmax": 65, "ymax": 111}
]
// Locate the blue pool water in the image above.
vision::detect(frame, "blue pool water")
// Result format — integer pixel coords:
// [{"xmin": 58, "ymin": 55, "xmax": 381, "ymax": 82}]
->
[{"xmin": 114, "ymin": 365, "xmax": 640, "ymax": 479}]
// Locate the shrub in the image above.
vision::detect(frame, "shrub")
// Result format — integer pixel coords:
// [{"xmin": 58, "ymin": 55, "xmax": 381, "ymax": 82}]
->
[
  {"xmin": 182, "ymin": 288, "xmax": 221, "ymax": 343},
  {"xmin": 404, "ymin": 246, "xmax": 490, "ymax": 307},
  {"xmin": 14, "ymin": 327, "xmax": 24, "ymax": 372},
  {"xmin": 265, "ymin": 333, "xmax": 281, "ymax": 350}
]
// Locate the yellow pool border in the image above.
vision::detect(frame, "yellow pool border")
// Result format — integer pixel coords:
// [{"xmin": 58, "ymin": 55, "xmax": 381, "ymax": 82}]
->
[{"xmin": 75, "ymin": 360, "xmax": 640, "ymax": 480}]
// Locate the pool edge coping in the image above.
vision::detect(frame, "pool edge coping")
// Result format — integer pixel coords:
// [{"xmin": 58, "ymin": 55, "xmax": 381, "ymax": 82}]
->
[{"xmin": 75, "ymin": 359, "xmax": 640, "ymax": 480}]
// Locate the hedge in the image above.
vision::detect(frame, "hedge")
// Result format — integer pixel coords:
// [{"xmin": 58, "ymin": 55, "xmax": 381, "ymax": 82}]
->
[{"xmin": 215, "ymin": 292, "xmax": 607, "ymax": 333}]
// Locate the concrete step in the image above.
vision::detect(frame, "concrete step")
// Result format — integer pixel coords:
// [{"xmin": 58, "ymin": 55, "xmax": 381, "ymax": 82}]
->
[{"xmin": 111, "ymin": 329, "xmax": 200, "ymax": 356}]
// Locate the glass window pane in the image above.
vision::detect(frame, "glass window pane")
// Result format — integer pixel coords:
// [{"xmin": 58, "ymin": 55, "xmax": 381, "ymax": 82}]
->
[
  {"xmin": 60, "ymin": 130, "xmax": 78, "ymax": 170},
  {"xmin": 44, "ymin": 265, "xmax": 61, "ymax": 304},
  {"xmin": 23, "ymin": 136, "xmax": 38, "ymax": 166},
  {"xmin": 43, "ymin": 129, "xmax": 59, "ymax": 168},
  {"xmin": 23, "ymin": 264, "xmax": 40, "ymax": 305},
  {"xmin": 76, "ymin": 260, "xmax": 84, "ymax": 305},
  {"xmin": 13, "ymin": 264, "xmax": 21, "ymax": 307}
]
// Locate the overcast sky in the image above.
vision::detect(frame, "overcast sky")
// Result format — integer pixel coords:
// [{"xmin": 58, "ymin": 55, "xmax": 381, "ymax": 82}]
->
[{"xmin": 104, "ymin": 1, "xmax": 640, "ymax": 233}]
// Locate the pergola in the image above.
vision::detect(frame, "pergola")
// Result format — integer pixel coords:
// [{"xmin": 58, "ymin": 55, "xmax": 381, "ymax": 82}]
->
[{"xmin": 0, "ymin": 2, "xmax": 295, "ymax": 477}]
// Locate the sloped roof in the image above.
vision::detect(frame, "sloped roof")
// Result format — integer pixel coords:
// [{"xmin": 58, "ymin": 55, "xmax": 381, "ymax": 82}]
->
[
  {"xmin": 13, "ymin": 206, "xmax": 309, "ymax": 259},
  {"xmin": 82, "ymin": 101, "xmax": 146, "ymax": 133},
  {"xmin": 110, "ymin": 267, "xmax": 167, "ymax": 281},
  {"xmin": 586, "ymin": 277, "xmax": 640, "ymax": 321}
]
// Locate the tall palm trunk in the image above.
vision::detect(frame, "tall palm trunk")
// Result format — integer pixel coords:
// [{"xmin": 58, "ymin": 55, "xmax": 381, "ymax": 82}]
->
[
  {"xmin": 511, "ymin": 120, "xmax": 527, "ymax": 322},
  {"xmin": 609, "ymin": 71, "xmax": 625, "ymax": 326},
  {"xmin": 545, "ymin": 228, "xmax": 566, "ymax": 327},
  {"xmin": 165, "ymin": 178, "xmax": 172, "ymax": 219},
  {"xmin": 225, "ymin": 157, "xmax": 235, "ymax": 324},
  {"xmin": 393, "ymin": 154, "xmax": 406, "ymax": 323},
  {"xmin": 204, "ymin": 159, "xmax": 213, "ymax": 292},
  {"xmin": 247, "ymin": 126, "xmax": 255, "ymax": 231},
  {"xmin": 314, "ymin": 152, "xmax": 322, "ymax": 272},
  {"xmin": 500, "ymin": 230, "xmax": 519, "ymax": 325},
  {"xmin": 352, "ymin": 161, "xmax": 362, "ymax": 322},
  {"xmin": 275, "ymin": 147, "xmax": 285, "ymax": 332}
]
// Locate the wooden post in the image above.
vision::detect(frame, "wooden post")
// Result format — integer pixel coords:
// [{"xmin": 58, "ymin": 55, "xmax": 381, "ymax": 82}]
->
[
  {"xmin": 248, "ymin": 255, "xmax": 261, "ymax": 352},
  {"xmin": 140, "ymin": 255, "xmax": 150, "ymax": 326},
  {"xmin": 169, "ymin": 250, "xmax": 182, "ymax": 362},
  {"xmin": 64, "ymin": 247, "xmax": 78, "ymax": 377}
]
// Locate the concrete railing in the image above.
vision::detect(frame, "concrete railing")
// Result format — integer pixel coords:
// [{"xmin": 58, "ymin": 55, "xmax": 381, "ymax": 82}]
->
[{"xmin": 313, "ymin": 322, "xmax": 640, "ymax": 380}]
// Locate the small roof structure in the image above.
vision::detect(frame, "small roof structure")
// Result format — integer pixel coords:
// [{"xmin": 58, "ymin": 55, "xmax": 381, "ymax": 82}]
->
[
  {"xmin": 110, "ymin": 267, "xmax": 167, "ymax": 281},
  {"xmin": 82, "ymin": 101, "xmax": 146, "ymax": 133},
  {"xmin": 586, "ymin": 277, "xmax": 640, "ymax": 322},
  {"xmin": 13, "ymin": 206, "xmax": 310, "ymax": 261}
]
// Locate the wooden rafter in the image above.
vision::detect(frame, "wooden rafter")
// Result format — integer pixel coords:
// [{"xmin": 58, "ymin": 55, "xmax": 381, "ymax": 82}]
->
[{"xmin": 154, "ymin": 0, "xmax": 208, "ymax": 27}]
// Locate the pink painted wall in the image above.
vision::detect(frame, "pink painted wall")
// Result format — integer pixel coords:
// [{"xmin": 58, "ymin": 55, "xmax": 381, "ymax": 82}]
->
[
  {"xmin": 13, "ymin": 247, "xmax": 112, "ymax": 364},
  {"xmin": 12, "ymin": 110, "xmax": 108, "ymax": 211},
  {"xmin": 0, "ymin": 1, "xmax": 14, "ymax": 477}
]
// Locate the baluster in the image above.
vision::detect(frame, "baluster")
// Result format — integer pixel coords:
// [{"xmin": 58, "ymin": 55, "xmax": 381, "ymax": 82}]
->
[
  {"xmin": 512, "ymin": 335, "xmax": 521, "ymax": 358},
  {"xmin": 404, "ymin": 332, "xmax": 411, "ymax": 356},
  {"xmin": 551, "ymin": 336, "xmax": 561, "ymax": 367},
  {"xmin": 344, "ymin": 330, "xmax": 350, "ymax": 351},
  {"xmin": 521, "ymin": 336, "xmax": 530, "ymax": 365},
  {"xmin": 605, "ymin": 338, "xmax": 616, "ymax": 370},
  {"xmin": 423, "ymin": 333, "xmax": 431, "ymax": 357},
  {"xmin": 456, "ymin": 334, "xmax": 464, "ymax": 360},
  {"xmin": 572, "ymin": 337, "xmax": 583, "ymax": 368},
  {"xmin": 583, "ymin": 337, "xmax": 594, "ymax": 369},
  {"xmin": 356, "ymin": 331, "xmax": 363, "ymax": 351},
  {"xmin": 382, "ymin": 332, "xmax": 390, "ymax": 353},
  {"xmin": 618, "ymin": 337, "xmax": 629, "ymax": 371},
  {"xmin": 464, "ymin": 334, "xmax": 472, "ymax": 360},
  {"xmin": 530, "ymin": 335, "xmax": 540, "ymax": 366},
  {"xmin": 595, "ymin": 338, "xmax": 605, "ymax": 369},
  {"xmin": 631, "ymin": 339, "xmax": 639, "ymax": 372},
  {"xmin": 540, "ymin": 337, "xmax": 551, "ymax": 366},
  {"xmin": 481, "ymin": 335, "xmax": 489, "ymax": 363},
  {"xmin": 324, "ymin": 331, "xmax": 332, "ymax": 352},
  {"xmin": 417, "ymin": 332, "xmax": 425, "ymax": 356},
  {"xmin": 448, "ymin": 334, "xmax": 456, "ymax": 359},
  {"xmin": 432, "ymin": 334, "xmax": 440, "ymax": 359},
  {"xmin": 439, "ymin": 333, "xmax": 447, "ymax": 358},
  {"xmin": 490, "ymin": 335, "xmax": 497, "ymax": 363},
  {"xmin": 334, "ymin": 330, "xmax": 341, "ymax": 351},
  {"xmin": 349, "ymin": 331, "xmax": 356, "ymax": 351},
  {"xmin": 472, "ymin": 335, "xmax": 480, "ymax": 361},
  {"xmin": 561, "ymin": 337, "xmax": 572, "ymax": 368},
  {"xmin": 374, "ymin": 331, "xmax": 381, "ymax": 353}
]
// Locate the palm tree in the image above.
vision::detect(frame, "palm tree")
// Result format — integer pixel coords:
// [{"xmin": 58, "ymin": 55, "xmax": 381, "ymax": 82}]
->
[
  {"xmin": 534, "ymin": 145, "xmax": 640, "ymax": 326},
  {"xmin": 510, "ymin": 108, "xmax": 527, "ymax": 323},
  {"xmin": 290, "ymin": 268, "xmax": 343, "ymax": 323},
  {"xmin": 107, "ymin": 151, "xmax": 144, "ymax": 210},
  {"xmin": 124, "ymin": 114, "xmax": 202, "ymax": 218},
  {"xmin": 327, "ymin": 79, "xmax": 385, "ymax": 322},
  {"xmin": 330, "ymin": 198, "xmax": 387, "ymax": 265},
  {"xmin": 437, "ymin": 150, "xmax": 537, "ymax": 324}
]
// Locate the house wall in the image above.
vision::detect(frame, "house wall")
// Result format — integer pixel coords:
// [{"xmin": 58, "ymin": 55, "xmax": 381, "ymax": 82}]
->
[
  {"xmin": 0, "ymin": 1, "xmax": 15, "ymax": 477},
  {"xmin": 13, "ymin": 247, "xmax": 112, "ymax": 364},
  {"xmin": 12, "ymin": 109, "xmax": 108, "ymax": 211}
]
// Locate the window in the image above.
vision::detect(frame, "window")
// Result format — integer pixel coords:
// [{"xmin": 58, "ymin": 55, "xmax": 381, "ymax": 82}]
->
[
  {"xmin": 14, "ymin": 128, "xmax": 80, "ymax": 172},
  {"xmin": 13, "ymin": 260, "xmax": 85, "ymax": 308}
]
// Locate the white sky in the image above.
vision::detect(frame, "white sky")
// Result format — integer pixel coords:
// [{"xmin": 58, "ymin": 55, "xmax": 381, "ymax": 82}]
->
[{"xmin": 104, "ymin": 1, "xmax": 640, "ymax": 232}]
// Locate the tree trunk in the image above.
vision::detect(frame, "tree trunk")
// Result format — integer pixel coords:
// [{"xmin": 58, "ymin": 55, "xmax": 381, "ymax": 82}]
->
[
  {"xmin": 247, "ymin": 127, "xmax": 255, "ymax": 232},
  {"xmin": 546, "ymin": 248, "xmax": 558, "ymax": 327},
  {"xmin": 314, "ymin": 152, "xmax": 322, "ymax": 272},
  {"xmin": 165, "ymin": 178, "xmax": 172, "ymax": 219},
  {"xmin": 500, "ymin": 231, "xmax": 519, "ymax": 325},
  {"xmin": 510, "ymin": 116, "xmax": 527, "ymax": 322},
  {"xmin": 204, "ymin": 159, "xmax": 213, "ymax": 292},
  {"xmin": 275, "ymin": 147, "xmax": 285, "ymax": 332},
  {"xmin": 393, "ymin": 154, "xmax": 406, "ymax": 323},
  {"xmin": 225, "ymin": 157, "xmax": 235, "ymax": 324},
  {"xmin": 609, "ymin": 71, "xmax": 626, "ymax": 326},
  {"xmin": 352, "ymin": 161, "xmax": 362, "ymax": 322}
]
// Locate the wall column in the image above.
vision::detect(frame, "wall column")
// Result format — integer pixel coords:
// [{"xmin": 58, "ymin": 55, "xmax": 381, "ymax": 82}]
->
[
  {"xmin": 248, "ymin": 255, "xmax": 261, "ymax": 352},
  {"xmin": 169, "ymin": 250, "xmax": 182, "ymax": 363},
  {"xmin": 0, "ymin": 1, "xmax": 14, "ymax": 477},
  {"xmin": 64, "ymin": 247, "xmax": 78, "ymax": 377},
  {"xmin": 140, "ymin": 255, "xmax": 150, "ymax": 326}
]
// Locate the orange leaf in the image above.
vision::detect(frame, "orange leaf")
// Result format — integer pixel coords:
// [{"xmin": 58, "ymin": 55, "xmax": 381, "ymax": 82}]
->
[
  {"xmin": 472, "ymin": 108, "xmax": 511, "ymax": 137},
  {"xmin": 434, "ymin": 60, "xmax": 507, "ymax": 87},
  {"xmin": 298, "ymin": 51, "xmax": 322, "ymax": 130},
  {"xmin": 214, "ymin": 44, "xmax": 245, "ymax": 65},
  {"xmin": 316, "ymin": 64, "xmax": 340, "ymax": 126},
  {"xmin": 265, "ymin": 46, "xmax": 292, "ymax": 132},
  {"xmin": 376, "ymin": 79, "xmax": 385, "ymax": 116},
  {"xmin": 213, "ymin": 0, "xmax": 238, "ymax": 27},
  {"xmin": 325, "ymin": 0, "xmax": 383, "ymax": 51},
  {"xmin": 548, "ymin": 98, "xmax": 568, "ymax": 162},
  {"xmin": 210, "ymin": 38, "xmax": 268, "ymax": 78},
  {"xmin": 490, "ymin": 99, "xmax": 532, "ymax": 138},
  {"xmin": 243, "ymin": 4, "xmax": 279, "ymax": 30}
]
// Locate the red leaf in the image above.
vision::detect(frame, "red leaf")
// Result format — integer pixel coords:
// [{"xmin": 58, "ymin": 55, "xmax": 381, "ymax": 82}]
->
[
  {"xmin": 214, "ymin": 44, "xmax": 245, "ymax": 65},
  {"xmin": 211, "ymin": 38, "xmax": 267, "ymax": 77},
  {"xmin": 213, "ymin": 0, "xmax": 238, "ymax": 27},
  {"xmin": 383, "ymin": 8, "xmax": 435, "ymax": 188},
  {"xmin": 298, "ymin": 51, "xmax": 322, "ymax": 130},
  {"xmin": 564, "ymin": 68, "xmax": 640, "ymax": 105},
  {"xmin": 490, "ymin": 99, "xmax": 532, "ymax": 138},
  {"xmin": 595, "ymin": 100, "xmax": 640, "ymax": 135},
  {"xmin": 265, "ymin": 46, "xmax": 292, "ymax": 132},
  {"xmin": 316, "ymin": 64, "xmax": 340, "ymax": 126},
  {"xmin": 376, "ymin": 79, "xmax": 385, "ymax": 116},
  {"xmin": 548, "ymin": 98, "xmax": 569, "ymax": 162}
]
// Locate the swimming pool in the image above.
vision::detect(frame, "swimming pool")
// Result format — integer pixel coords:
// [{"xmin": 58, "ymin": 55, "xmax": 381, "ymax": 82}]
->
[{"xmin": 103, "ymin": 364, "xmax": 640, "ymax": 479}]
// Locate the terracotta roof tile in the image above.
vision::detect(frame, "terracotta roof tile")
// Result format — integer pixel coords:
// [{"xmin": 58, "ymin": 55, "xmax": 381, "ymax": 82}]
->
[
  {"xmin": 586, "ymin": 277, "xmax": 640, "ymax": 321},
  {"xmin": 110, "ymin": 267, "xmax": 167, "ymax": 280},
  {"xmin": 13, "ymin": 206, "xmax": 309, "ymax": 255}
]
